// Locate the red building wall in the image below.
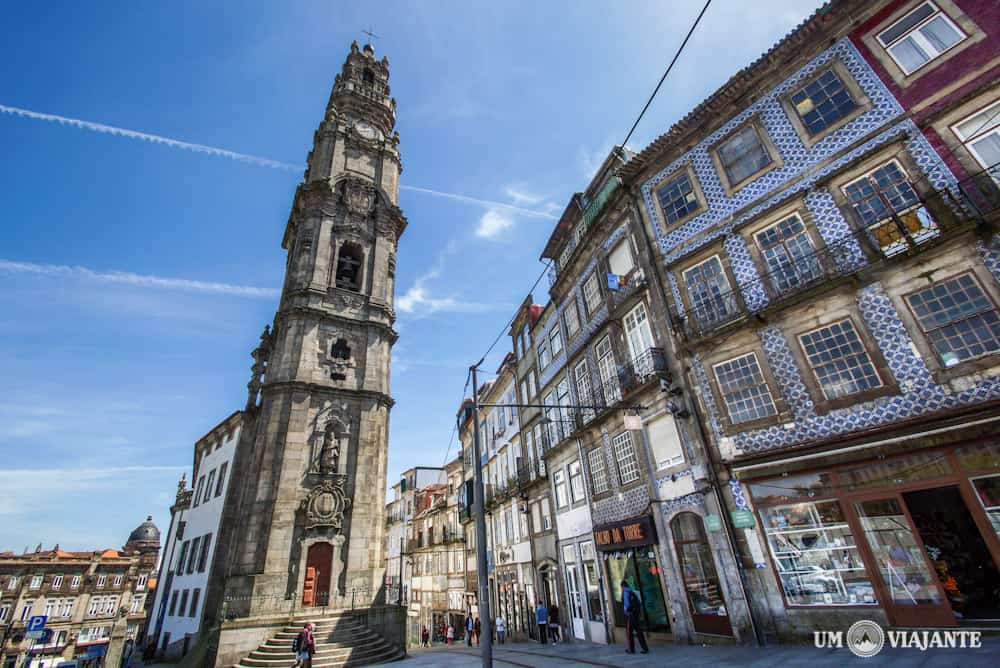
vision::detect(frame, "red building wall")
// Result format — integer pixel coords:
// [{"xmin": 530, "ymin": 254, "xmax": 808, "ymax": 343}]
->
[{"xmin": 850, "ymin": 0, "xmax": 1000, "ymax": 179}]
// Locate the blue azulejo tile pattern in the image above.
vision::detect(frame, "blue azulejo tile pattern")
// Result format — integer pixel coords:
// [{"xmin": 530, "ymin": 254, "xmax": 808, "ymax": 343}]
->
[
  {"xmin": 980, "ymin": 236, "xmax": 1000, "ymax": 282},
  {"xmin": 660, "ymin": 492, "xmax": 704, "ymax": 514},
  {"xmin": 704, "ymin": 279, "xmax": 1000, "ymax": 455},
  {"xmin": 640, "ymin": 38, "xmax": 905, "ymax": 259}
]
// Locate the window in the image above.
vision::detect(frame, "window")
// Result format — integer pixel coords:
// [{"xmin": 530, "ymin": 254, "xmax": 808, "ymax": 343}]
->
[
  {"xmin": 612, "ymin": 432, "xmax": 640, "ymax": 484},
  {"xmin": 671, "ymin": 513, "xmax": 729, "ymax": 617},
  {"xmin": 70, "ymin": 575, "xmax": 80, "ymax": 589},
  {"xmin": 608, "ymin": 240, "xmax": 635, "ymax": 277},
  {"xmin": 540, "ymin": 497, "xmax": 553, "ymax": 530},
  {"xmin": 168, "ymin": 591, "xmax": 178, "ymax": 616},
  {"xmin": 178, "ymin": 591, "xmax": 189, "ymax": 618},
  {"xmin": 29, "ymin": 575, "xmax": 42, "ymax": 590},
  {"xmin": 623, "ymin": 302, "xmax": 655, "ymax": 365},
  {"xmin": 655, "ymin": 170, "xmax": 702, "ymax": 226},
  {"xmin": 198, "ymin": 534, "xmax": 212, "ymax": 572},
  {"xmin": 204, "ymin": 469, "xmax": 216, "ymax": 504},
  {"xmin": 520, "ymin": 377, "xmax": 530, "ymax": 404},
  {"xmin": 113, "ymin": 574, "xmax": 123, "ymax": 588},
  {"xmin": 79, "ymin": 626, "xmax": 111, "ymax": 643},
  {"xmin": 583, "ymin": 273, "xmax": 602, "ymax": 316},
  {"xmin": 843, "ymin": 161, "xmax": 935, "ymax": 255},
  {"xmin": 569, "ymin": 460, "xmax": 585, "ymax": 503},
  {"xmin": 549, "ymin": 327, "xmax": 563, "ymax": 358},
  {"xmin": 789, "ymin": 69, "xmax": 858, "ymax": 136},
  {"xmin": 102, "ymin": 596, "xmax": 118, "ymax": 615},
  {"xmin": 712, "ymin": 353, "xmax": 778, "ymax": 425},
  {"xmin": 0, "ymin": 605, "xmax": 9, "ymax": 624},
  {"xmin": 799, "ymin": 319, "xmax": 883, "ymax": 400},
  {"xmin": 716, "ymin": 123, "xmax": 774, "ymax": 187},
  {"xmin": 646, "ymin": 414, "xmax": 685, "ymax": 469},
  {"xmin": 335, "ymin": 242, "xmax": 364, "ymax": 291},
  {"xmin": 52, "ymin": 575, "xmax": 63, "ymax": 589},
  {"xmin": 187, "ymin": 536, "xmax": 201, "ymax": 574},
  {"xmin": 193, "ymin": 476, "xmax": 205, "ymax": 508},
  {"xmin": 176, "ymin": 541, "xmax": 190, "ymax": 574},
  {"xmin": 189, "ymin": 589, "xmax": 201, "ymax": 617},
  {"xmin": 20, "ymin": 601, "xmax": 34, "ymax": 621},
  {"xmin": 136, "ymin": 573, "xmax": 147, "ymax": 591},
  {"xmin": 595, "ymin": 335, "xmax": 621, "ymax": 405},
  {"xmin": 96, "ymin": 575, "xmax": 106, "ymax": 589},
  {"xmin": 7, "ymin": 576, "xmax": 18, "ymax": 591},
  {"xmin": 537, "ymin": 340, "xmax": 550, "ymax": 370},
  {"xmin": 87, "ymin": 596, "xmax": 102, "ymax": 617},
  {"xmin": 951, "ymin": 100, "xmax": 1000, "ymax": 174},
  {"xmin": 906, "ymin": 273, "xmax": 1000, "ymax": 367},
  {"xmin": 574, "ymin": 359, "xmax": 594, "ymax": 423},
  {"xmin": 45, "ymin": 599, "xmax": 57, "ymax": 618},
  {"xmin": 588, "ymin": 447, "xmax": 609, "ymax": 494},
  {"xmin": 877, "ymin": 2, "xmax": 965, "ymax": 75},
  {"xmin": 754, "ymin": 214, "xmax": 822, "ymax": 293},
  {"xmin": 683, "ymin": 256, "xmax": 736, "ymax": 326},
  {"xmin": 60, "ymin": 598, "xmax": 75, "ymax": 618},
  {"xmin": 564, "ymin": 299, "xmax": 581, "ymax": 339},
  {"xmin": 553, "ymin": 470, "xmax": 569, "ymax": 508}
]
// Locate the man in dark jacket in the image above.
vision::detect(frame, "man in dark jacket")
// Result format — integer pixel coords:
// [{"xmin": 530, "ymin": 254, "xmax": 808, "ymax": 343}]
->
[
  {"xmin": 621, "ymin": 580, "xmax": 648, "ymax": 654},
  {"xmin": 294, "ymin": 622, "xmax": 316, "ymax": 667}
]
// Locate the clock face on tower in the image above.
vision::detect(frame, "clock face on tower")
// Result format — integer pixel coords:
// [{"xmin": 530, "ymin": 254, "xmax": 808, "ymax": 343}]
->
[{"xmin": 354, "ymin": 120, "xmax": 382, "ymax": 141}]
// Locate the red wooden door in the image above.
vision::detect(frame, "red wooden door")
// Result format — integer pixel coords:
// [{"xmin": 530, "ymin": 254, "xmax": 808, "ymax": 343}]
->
[{"xmin": 304, "ymin": 542, "xmax": 333, "ymax": 607}]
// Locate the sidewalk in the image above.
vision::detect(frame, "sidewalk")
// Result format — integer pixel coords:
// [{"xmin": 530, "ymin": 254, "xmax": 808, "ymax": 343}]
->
[{"xmin": 392, "ymin": 637, "xmax": 1000, "ymax": 667}]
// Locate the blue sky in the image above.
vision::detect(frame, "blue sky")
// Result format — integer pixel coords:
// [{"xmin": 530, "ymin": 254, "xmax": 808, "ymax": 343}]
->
[{"xmin": 0, "ymin": 0, "xmax": 823, "ymax": 551}]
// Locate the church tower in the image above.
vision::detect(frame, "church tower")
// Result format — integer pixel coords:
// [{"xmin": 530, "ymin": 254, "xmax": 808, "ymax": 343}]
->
[{"xmin": 214, "ymin": 41, "xmax": 406, "ymax": 624}]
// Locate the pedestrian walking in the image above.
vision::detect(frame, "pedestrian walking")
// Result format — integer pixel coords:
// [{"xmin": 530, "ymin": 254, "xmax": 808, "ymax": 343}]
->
[
  {"xmin": 292, "ymin": 621, "xmax": 316, "ymax": 668},
  {"xmin": 548, "ymin": 604, "xmax": 560, "ymax": 645},
  {"xmin": 474, "ymin": 617, "xmax": 481, "ymax": 646},
  {"xmin": 621, "ymin": 580, "xmax": 649, "ymax": 654},
  {"xmin": 465, "ymin": 615, "xmax": 474, "ymax": 646},
  {"xmin": 534, "ymin": 600, "xmax": 548, "ymax": 644},
  {"xmin": 495, "ymin": 614, "xmax": 506, "ymax": 644},
  {"xmin": 421, "ymin": 626, "xmax": 429, "ymax": 647},
  {"xmin": 446, "ymin": 623, "xmax": 454, "ymax": 645}
]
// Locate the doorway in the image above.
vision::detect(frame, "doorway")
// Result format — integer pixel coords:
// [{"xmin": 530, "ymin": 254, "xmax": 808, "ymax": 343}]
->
[
  {"xmin": 903, "ymin": 486, "xmax": 1000, "ymax": 623},
  {"xmin": 304, "ymin": 542, "xmax": 333, "ymax": 607}
]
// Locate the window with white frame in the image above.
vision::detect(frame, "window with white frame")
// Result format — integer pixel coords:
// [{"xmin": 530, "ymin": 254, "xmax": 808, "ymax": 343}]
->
[
  {"xmin": 520, "ymin": 377, "xmax": 530, "ymax": 405},
  {"xmin": 608, "ymin": 239, "xmax": 635, "ymax": 277},
  {"xmin": 543, "ymin": 391, "xmax": 559, "ymax": 449},
  {"xmin": 683, "ymin": 255, "xmax": 736, "ymax": 326},
  {"xmin": 550, "ymin": 326, "xmax": 563, "ymax": 358},
  {"xmin": 595, "ymin": 335, "xmax": 621, "ymax": 404},
  {"xmin": 556, "ymin": 377, "xmax": 571, "ymax": 440},
  {"xmin": 558, "ymin": 243, "xmax": 574, "ymax": 272},
  {"xmin": 906, "ymin": 273, "xmax": 1000, "ymax": 367},
  {"xmin": 574, "ymin": 359, "xmax": 595, "ymax": 423},
  {"xmin": 583, "ymin": 272, "xmax": 602, "ymax": 316},
  {"xmin": 612, "ymin": 432, "xmax": 641, "ymax": 484},
  {"xmin": 799, "ymin": 320, "xmax": 883, "ymax": 400},
  {"xmin": 193, "ymin": 475, "xmax": 205, "ymax": 507},
  {"xmin": 130, "ymin": 594, "xmax": 145, "ymax": 614},
  {"xmin": 70, "ymin": 575, "xmax": 80, "ymax": 589},
  {"xmin": 20, "ymin": 601, "xmax": 34, "ymax": 621},
  {"xmin": 45, "ymin": 599, "xmax": 58, "ymax": 618},
  {"xmin": 52, "ymin": 575, "xmax": 63, "ymax": 589},
  {"xmin": 78, "ymin": 626, "xmax": 111, "ymax": 643},
  {"xmin": 113, "ymin": 574, "xmax": 123, "ymax": 588},
  {"xmin": 564, "ymin": 298, "xmax": 581, "ymax": 339},
  {"xmin": 7, "ymin": 576, "xmax": 18, "ymax": 591},
  {"xmin": 588, "ymin": 447, "xmax": 609, "ymax": 494},
  {"xmin": 0, "ymin": 604, "xmax": 9, "ymax": 623},
  {"xmin": 204, "ymin": 469, "xmax": 216, "ymax": 504},
  {"xmin": 541, "ymin": 497, "xmax": 553, "ymax": 530},
  {"xmin": 553, "ymin": 470, "xmax": 569, "ymax": 508},
  {"xmin": 537, "ymin": 340, "xmax": 550, "ymax": 369},
  {"xmin": 876, "ymin": 2, "xmax": 966, "ymax": 75},
  {"xmin": 713, "ymin": 353, "xmax": 779, "ymax": 424},
  {"xmin": 87, "ymin": 597, "xmax": 102, "ymax": 617},
  {"xmin": 754, "ymin": 214, "xmax": 823, "ymax": 293},
  {"xmin": 951, "ymin": 100, "xmax": 1000, "ymax": 174},
  {"xmin": 136, "ymin": 574, "xmax": 147, "ymax": 591},
  {"xmin": 60, "ymin": 598, "xmax": 75, "ymax": 618},
  {"xmin": 623, "ymin": 302, "xmax": 655, "ymax": 365},
  {"xmin": 29, "ymin": 575, "xmax": 42, "ymax": 590},
  {"xmin": 569, "ymin": 460, "xmax": 586, "ymax": 503},
  {"xmin": 716, "ymin": 123, "xmax": 774, "ymax": 186}
]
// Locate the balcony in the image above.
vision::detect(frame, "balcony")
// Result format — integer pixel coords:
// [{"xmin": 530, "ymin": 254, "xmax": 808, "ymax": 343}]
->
[{"xmin": 674, "ymin": 171, "xmax": 999, "ymax": 341}]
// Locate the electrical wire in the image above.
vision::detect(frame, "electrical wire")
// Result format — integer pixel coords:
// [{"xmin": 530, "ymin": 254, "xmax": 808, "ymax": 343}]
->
[
  {"xmin": 621, "ymin": 0, "xmax": 713, "ymax": 148},
  {"xmin": 475, "ymin": 259, "xmax": 554, "ymax": 368}
]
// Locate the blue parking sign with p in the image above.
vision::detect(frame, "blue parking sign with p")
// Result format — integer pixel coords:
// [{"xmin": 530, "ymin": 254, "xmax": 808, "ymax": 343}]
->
[{"xmin": 26, "ymin": 615, "xmax": 47, "ymax": 632}]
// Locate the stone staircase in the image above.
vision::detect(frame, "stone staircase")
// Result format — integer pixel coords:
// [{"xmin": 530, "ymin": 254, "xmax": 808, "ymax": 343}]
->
[{"xmin": 233, "ymin": 613, "xmax": 404, "ymax": 668}]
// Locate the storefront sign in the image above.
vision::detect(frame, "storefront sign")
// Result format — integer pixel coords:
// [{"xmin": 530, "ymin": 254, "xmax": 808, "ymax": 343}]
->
[
  {"xmin": 731, "ymin": 510, "xmax": 755, "ymax": 528},
  {"xmin": 593, "ymin": 515, "xmax": 656, "ymax": 551},
  {"xmin": 704, "ymin": 514, "xmax": 723, "ymax": 532}
]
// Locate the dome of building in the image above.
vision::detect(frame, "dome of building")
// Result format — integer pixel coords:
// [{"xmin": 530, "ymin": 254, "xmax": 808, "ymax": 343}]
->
[{"xmin": 126, "ymin": 515, "xmax": 161, "ymax": 549}]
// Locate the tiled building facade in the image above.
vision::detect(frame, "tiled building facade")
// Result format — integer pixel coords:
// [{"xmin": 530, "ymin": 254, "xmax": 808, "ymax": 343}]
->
[{"xmin": 388, "ymin": 0, "xmax": 999, "ymax": 648}]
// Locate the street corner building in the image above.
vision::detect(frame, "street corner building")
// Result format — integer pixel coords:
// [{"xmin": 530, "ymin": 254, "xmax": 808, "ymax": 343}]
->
[
  {"xmin": 385, "ymin": 0, "xmax": 1000, "ymax": 650},
  {"xmin": 0, "ymin": 517, "xmax": 161, "ymax": 668},
  {"xmin": 192, "ymin": 40, "xmax": 409, "ymax": 668}
]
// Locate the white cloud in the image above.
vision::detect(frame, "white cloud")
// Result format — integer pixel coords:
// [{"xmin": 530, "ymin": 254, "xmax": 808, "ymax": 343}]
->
[
  {"xmin": 0, "ymin": 259, "xmax": 280, "ymax": 299},
  {"xmin": 396, "ymin": 246, "xmax": 510, "ymax": 318},
  {"xmin": 476, "ymin": 208, "xmax": 515, "ymax": 239},
  {"xmin": 503, "ymin": 186, "xmax": 544, "ymax": 206},
  {"xmin": 399, "ymin": 185, "xmax": 556, "ymax": 220}
]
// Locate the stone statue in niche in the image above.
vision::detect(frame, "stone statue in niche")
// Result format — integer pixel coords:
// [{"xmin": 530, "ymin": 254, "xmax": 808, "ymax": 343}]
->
[{"xmin": 319, "ymin": 418, "xmax": 342, "ymax": 474}]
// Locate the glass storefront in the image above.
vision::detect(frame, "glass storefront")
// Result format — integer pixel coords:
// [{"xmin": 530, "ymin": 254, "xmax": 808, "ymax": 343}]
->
[
  {"xmin": 670, "ymin": 512, "xmax": 732, "ymax": 635},
  {"xmin": 605, "ymin": 548, "xmax": 670, "ymax": 631},
  {"xmin": 747, "ymin": 442, "xmax": 1000, "ymax": 626}
]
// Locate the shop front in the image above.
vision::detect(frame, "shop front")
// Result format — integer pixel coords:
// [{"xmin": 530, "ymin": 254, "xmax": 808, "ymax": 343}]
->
[
  {"xmin": 743, "ymin": 441, "xmax": 1000, "ymax": 628},
  {"xmin": 558, "ymin": 539, "xmax": 608, "ymax": 643},
  {"xmin": 594, "ymin": 515, "xmax": 671, "ymax": 641}
]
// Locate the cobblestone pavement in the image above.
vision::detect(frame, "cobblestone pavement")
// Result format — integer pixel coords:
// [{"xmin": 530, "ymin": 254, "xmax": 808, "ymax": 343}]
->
[{"xmin": 385, "ymin": 637, "xmax": 1000, "ymax": 667}]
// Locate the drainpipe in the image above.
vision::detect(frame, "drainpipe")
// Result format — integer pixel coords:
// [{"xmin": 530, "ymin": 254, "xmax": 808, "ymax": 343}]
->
[{"xmin": 627, "ymin": 193, "xmax": 764, "ymax": 647}]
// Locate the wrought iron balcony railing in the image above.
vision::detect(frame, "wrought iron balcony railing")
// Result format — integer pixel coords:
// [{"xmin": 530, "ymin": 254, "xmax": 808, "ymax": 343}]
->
[{"xmin": 675, "ymin": 169, "xmax": 999, "ymax": 340}]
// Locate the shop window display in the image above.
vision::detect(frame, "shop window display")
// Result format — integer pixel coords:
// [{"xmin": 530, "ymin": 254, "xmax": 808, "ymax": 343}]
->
[
  {"xmin": 605, "ymin": 549, "xmax": 670, "ymax": 631},
  {"xmin": 580, "ymin": 541, "xmax": 604, "ymax": 623},
  {"xmin": 671, "ymin": 512, "xmax": 732, "ymax": 635},
  {"xmin": 760, "ymin": 500, "xmax": 876, "ymax": 605},
  {"xmin": 971, "ymin": 475, "xmax": 1000, "ymax": 541},
  {"xmin": 856, "ymin": 498, "xmax": 942, "ymax": 605}
]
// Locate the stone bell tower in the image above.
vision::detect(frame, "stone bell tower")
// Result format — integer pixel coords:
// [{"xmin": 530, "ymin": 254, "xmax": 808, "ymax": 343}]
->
[{"xmin": 213, "ymin": 41, "xmax": 406, "ymax": 624}]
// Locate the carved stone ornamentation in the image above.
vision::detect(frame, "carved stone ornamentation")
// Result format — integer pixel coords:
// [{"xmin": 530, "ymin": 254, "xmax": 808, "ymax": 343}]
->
[
  {"xmin": 302, "ymin": 475, "xmax": 351, "ymax": 532},
  {"xmin": 343, "ymin": 179, "xmax": 375, "ymax": 216}
]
